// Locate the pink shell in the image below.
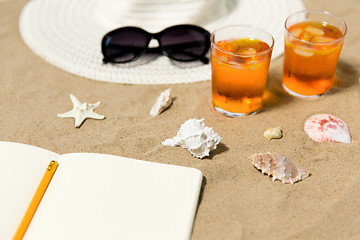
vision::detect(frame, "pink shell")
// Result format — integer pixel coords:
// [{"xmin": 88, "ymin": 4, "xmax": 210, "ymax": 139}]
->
[
  {"xmin": 304, "ymin": 114, "xmax": 351, "ymax": 143},
  {"xmin": 249, "ymin": 153, "xmax": 310, "ymax": 184}
]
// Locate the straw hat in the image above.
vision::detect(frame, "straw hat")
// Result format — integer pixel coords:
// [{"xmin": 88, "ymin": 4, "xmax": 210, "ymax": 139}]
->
[{"xmin": 19, "ymin": 0, "xmax": 305, "ymax": 84}]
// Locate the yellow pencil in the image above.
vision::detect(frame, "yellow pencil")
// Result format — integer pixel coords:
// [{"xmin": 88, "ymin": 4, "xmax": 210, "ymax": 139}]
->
[{"xmin": 13, "ymin": 161, "xmax": 58, "ymax": 240}]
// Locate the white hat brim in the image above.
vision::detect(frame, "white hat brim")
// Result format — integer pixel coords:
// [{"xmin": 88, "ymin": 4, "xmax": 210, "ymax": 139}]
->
[{"xmin": 19, "ymin": 0, "xmax": 305, "ymax": 84}]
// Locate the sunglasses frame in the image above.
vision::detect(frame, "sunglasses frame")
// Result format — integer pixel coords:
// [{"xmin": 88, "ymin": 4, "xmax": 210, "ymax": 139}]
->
[{"xmin": 101, "ymin": 24, "xmax": 211, "ymax": 64}]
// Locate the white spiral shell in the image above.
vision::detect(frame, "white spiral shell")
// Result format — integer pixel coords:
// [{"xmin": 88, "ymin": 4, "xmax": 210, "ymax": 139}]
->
[{"xmin": 162, "ymin": 118, "xmax": 222, "ymax": 159}]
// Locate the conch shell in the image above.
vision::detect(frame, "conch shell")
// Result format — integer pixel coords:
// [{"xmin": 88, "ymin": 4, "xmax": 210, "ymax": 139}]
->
[
  {"xmin": 162, "ymin": 118, "xmax": 222, "ymax": 159},
  {"xmin": 150, "ymin": 88, "xmax": 172, "ymax": 116},
  {"xmin": 249, "ymin": 153, "xmax": 310, "ymax": 184}
]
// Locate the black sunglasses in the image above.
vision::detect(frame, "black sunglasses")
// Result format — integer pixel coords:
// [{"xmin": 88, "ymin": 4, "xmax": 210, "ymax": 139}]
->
[{"xmin": 101, "ymin": 24, "xmax": 210, "ymax": 64}]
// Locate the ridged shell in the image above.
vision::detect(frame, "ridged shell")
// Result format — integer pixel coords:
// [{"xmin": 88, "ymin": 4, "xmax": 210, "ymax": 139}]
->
[
  {"xmin": 162, "ymin": 118, "xmax": 222, "ymax": 159},
  {"xmin": 249, "ymin": 153, "xmax": 310, "ymax": 184},
  {"xmin": 304, "ymin": 114, "xmax": 351, "ymax": 143}
]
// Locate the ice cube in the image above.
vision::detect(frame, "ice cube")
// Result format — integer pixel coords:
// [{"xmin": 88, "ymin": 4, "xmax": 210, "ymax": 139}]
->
[
  {"xmin": 238, "ymin": 47, "xmax": 257, "ymax": 55},
  {"xmin": 228, "ymin": 61, "xmax": 244, "ymax": 69},
  {"xmin": 247, "ymin": 59, "xmax": 259, "ymax": 65},
  {"xmin": 290, "ymin": 28, "xmax": 303, "ymax": 38},
  {"xmin": 293, "ymin": 48, "xmax": 314, "ymax": 57},
  {"xmin": 249, "ymin": 63, "xmax": 261, "ymax": 71},
  {"xmin": 234, "ymin": 39, "xmax": 261, "ymax": 53},
  {"xmin": 217, "ymin": 40, "xmax": 237, "ymax": 52},
  {"xmin": 285, "ymin": 39, "xmax": 294, "ymax": 47},
  {"xmin": 217, "ymin": 56, "xmax": 228, "ymax": 63},
  {"xmin": 305, "ymin": 26, "xmax": 325, "ymax": 36},
  {"xmin": 312, "ymin": 36, "xmax": 336, "ymax": 43},
  {"xmin": 300, "ymin": 32, "xmax": 312, "ymax": 41},
  {"xmin": 216, "ymin": 40, "xmax": 227, "ymax": 49}
]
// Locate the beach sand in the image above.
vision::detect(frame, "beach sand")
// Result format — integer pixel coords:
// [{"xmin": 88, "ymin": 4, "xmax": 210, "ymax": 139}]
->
[{"xmin": 1, "ymin": 0, "xmax": 360, "ymax": 239}]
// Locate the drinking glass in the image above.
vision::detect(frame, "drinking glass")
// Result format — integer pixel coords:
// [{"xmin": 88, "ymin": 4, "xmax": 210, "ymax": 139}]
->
[
  {"xmin": 282, "ymin": 11, "xmax": 347, "ymax": 98},
  {"xmin": 210, "ymin": 25, "xmax": 274, "ymax": 117}
]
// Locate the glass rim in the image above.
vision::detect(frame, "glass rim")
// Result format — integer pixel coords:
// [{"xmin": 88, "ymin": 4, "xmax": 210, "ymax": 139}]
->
[
  {"xmin": 285, "ymin": 10, "xmax": 347, "ymax": 46},
  {"xmin": 210, "ymin": 25, "xmax": 274, "ymax": 57}
]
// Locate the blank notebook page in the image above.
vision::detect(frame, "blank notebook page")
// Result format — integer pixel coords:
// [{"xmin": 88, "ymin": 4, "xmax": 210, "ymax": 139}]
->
[
  {"xmin": 24, "ymin": 153, "xmax": 203, "ymax": 240},
  {"xmin": 0, "ymin": 141, "xmax": 59, "ymax": 240}
]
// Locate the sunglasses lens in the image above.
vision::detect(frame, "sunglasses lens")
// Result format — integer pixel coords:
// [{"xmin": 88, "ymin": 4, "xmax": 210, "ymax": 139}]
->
[
  {"xmin": 102, "ymin": 28, "xmax": 149, "ymax": 63},
  {"xmin": 160, "ymin": 28, "xmax": 209, "ymax": 61}
]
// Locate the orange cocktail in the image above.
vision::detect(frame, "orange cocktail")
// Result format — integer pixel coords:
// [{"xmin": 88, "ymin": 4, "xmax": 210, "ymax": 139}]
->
[
  {"xmin": 283, "ymin": 11, "xmax": 347, "ymax": 98},
  {"xmin": 210, "ymin": 26, "xmax": 273, "ymax": 117}
]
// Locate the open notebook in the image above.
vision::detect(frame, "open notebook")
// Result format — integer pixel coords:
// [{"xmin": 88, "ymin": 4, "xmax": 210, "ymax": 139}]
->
[{"xmin": 0, "ymin": 141, "xmax": 203, "ymax": 240}]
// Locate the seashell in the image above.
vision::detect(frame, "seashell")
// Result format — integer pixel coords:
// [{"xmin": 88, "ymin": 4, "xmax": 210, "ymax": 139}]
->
[
  {"xmin": 162, "ymin": 118, "xmax": 222, "ymax": 159},
  {"xmin": 150, "ymin": 88, "xmax": 172, "ymax": 117},
  {"xmin": 263, "ymin": 127, "xmax": 283, "ymax": 140},
  {"xmin": 249, "ymin": 153, "xmax": 310, "ymax": 184},
  {"xmin": 304, "ymin": 114, "xmax": 351, "ymax": 143}
]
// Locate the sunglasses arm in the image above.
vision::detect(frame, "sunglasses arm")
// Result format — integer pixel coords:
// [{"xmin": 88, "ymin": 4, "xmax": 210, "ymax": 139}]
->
[{"xmin": 199, "ymin": 56, "xmax": 209, "ymax": 64}]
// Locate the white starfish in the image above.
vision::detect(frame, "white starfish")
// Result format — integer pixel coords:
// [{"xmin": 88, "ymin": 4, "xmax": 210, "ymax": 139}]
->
[{"xmin": 57, "ymin": 94, "xmax": 105, "ymax": 127}]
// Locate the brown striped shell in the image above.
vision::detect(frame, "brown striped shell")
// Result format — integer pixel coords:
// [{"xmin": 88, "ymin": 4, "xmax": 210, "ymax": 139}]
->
[{"xmin": 249, "ymin": 153, "xmax": 310, "ymax": 184}]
